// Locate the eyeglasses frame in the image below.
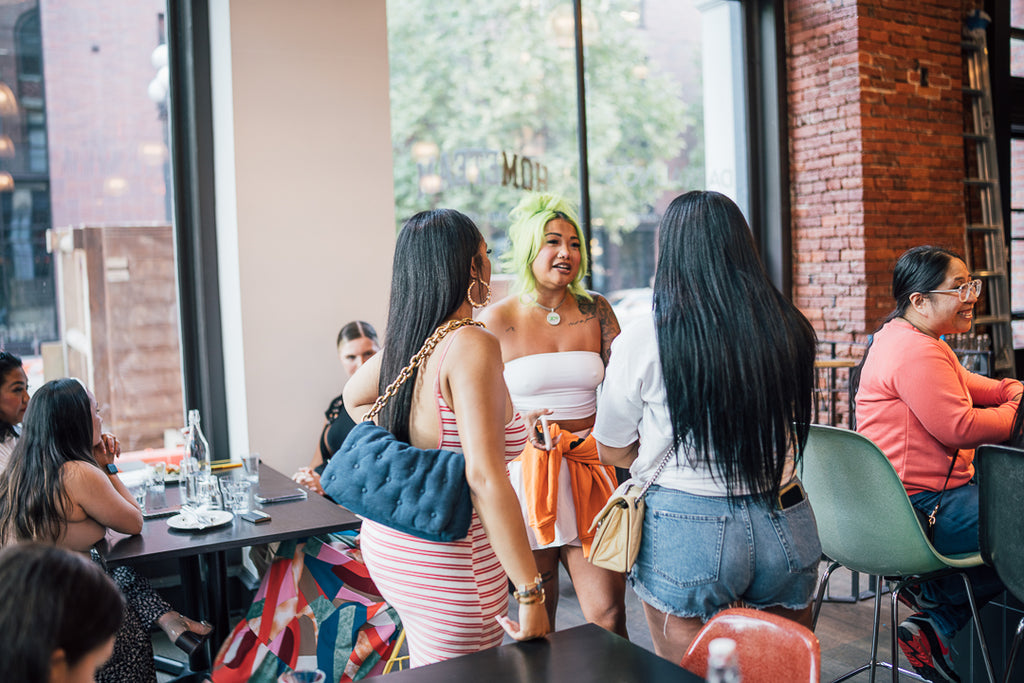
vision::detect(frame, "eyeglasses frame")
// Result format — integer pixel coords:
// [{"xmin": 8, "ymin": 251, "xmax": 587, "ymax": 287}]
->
[{"xmin": 926, "ymin": 279, "xmax": 983, "ymax": 302}]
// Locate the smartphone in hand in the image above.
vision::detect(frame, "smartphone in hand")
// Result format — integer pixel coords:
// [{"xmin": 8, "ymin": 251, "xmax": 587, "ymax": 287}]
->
[{"xmin": 533, "ymin": 415, "xmax": 552, "ymax": 450}]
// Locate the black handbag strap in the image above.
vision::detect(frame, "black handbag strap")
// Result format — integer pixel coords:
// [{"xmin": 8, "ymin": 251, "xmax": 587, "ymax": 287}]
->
[
  {"xmin": 924, "ymin": 451, "xmax": 958, "ymax": 526},
  {"xmin": 362, "ymin": 318, "xmax": 484, "ymax": 422}
]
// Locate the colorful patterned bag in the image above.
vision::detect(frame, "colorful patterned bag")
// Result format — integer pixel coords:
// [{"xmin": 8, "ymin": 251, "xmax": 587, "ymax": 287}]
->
[{"xmin": 211, "ymin": 534, "xmax": 401, "ymax": 683}]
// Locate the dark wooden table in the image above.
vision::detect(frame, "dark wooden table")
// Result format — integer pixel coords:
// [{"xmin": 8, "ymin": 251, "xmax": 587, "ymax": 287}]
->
[
  {"xmin": 97, "ymin": 465, "xmax": 360, "ymax": 668},
  {"xmin": 383, "ymin": 623, "xmax": 701, "ymax": 682}
]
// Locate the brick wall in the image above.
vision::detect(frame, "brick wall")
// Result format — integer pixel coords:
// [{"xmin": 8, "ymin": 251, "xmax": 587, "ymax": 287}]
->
[
  {"xmin": 787, "ymin": 0, "xmax": 979, "ymax": 352},
  {"xmin": 39, "ymin": 0, "xmax": 169, "ymax": 228}
]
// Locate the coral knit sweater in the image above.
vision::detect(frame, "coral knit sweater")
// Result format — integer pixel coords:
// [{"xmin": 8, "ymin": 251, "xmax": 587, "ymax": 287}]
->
[{"xmin": 856, "ymin": 318, "xmax": 1022, "ymax": 495}]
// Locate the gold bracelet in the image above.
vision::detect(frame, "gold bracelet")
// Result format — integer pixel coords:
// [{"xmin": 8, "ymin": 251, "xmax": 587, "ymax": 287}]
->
[
  {"xmin": 513, "ymin": 574, "xmax": 545, "ymax": 604},
  {"xmin": 516, "ymin": 592, "xmax": 546, "ymax": 606}
]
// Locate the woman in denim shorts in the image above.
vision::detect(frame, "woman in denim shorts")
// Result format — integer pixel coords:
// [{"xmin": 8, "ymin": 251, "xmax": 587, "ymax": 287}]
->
[{"xmin": 593, "ymin": 191, "xmax": 821, "ymax": 662}]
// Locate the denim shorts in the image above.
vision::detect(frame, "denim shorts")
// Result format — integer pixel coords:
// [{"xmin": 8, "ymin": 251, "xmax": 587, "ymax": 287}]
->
[{"xmin": 630, "ymin": 485, "xmax": 821, "ymax": 621}]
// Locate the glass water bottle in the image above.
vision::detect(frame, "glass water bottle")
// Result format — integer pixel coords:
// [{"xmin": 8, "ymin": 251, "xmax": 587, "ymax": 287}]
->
[{"xmin": 186, "ymin": 409, "xmax": 212, "ymax": 476}]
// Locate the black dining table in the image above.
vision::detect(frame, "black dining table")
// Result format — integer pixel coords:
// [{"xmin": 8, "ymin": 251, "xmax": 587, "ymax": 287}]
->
[
  {"xmin": 97, "ymin": 464, "xmax": 360, "ymax": 669},
  {"xmin": 383, "ymin": 623, "xmax": 702, "ymax": 682}
]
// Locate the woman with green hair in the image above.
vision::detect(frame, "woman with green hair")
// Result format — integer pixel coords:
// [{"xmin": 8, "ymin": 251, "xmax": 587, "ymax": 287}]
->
[{"xmin": 479, "ymin": 192, "xmax": 627, "ymax": 637}]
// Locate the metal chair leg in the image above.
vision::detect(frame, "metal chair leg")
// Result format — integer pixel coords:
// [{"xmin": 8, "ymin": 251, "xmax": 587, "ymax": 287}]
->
[
  {"xmin": 811, "ymin": 561, "xmax": 841, "ymax": 631},
  {"xmin": 1003, "ymin": 618, "xmax": 1024, "ymax": 683},
  {"xmin": 890, "ymin": 586, "xmax": 902, "ymax": 683},
  {"xmin": 830, "ymin": 581, "xmax": 882, "ymax": 683},
  {"xmin": 956, "ymin": 572, "xmax": 997, "ymax": 683}
]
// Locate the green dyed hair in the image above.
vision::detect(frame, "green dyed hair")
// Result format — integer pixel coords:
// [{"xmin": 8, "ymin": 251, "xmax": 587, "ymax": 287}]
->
[{"xmin": 504, "ymin": 192, "xmax": 592, "ymax": 301}]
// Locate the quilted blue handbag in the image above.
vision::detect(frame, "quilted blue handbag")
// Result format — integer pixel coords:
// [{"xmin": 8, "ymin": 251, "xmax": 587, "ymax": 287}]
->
[{"xmin": 321, "ymin": 319, "xmax": 482, "ymax": 542}]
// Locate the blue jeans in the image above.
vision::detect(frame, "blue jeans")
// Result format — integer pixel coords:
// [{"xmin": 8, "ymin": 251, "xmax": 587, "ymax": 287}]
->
[
  {"xmin": 909, "ymin": 483, "xmax": 1004, "ymax": 639},
  {"xmin": 630, "ymin": 486, "xmax": 821, "ymax": 621}
]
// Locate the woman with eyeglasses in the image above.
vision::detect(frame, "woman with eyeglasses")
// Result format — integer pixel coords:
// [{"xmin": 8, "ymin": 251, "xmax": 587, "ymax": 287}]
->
[{"xmin": 853, "ymin": 245, "xmax": 1020, "ymax": 683}]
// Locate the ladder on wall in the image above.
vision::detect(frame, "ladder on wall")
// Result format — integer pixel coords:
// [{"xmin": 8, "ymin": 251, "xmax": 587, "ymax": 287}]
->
[{"xmin": 962, "ymin": 10, "xmax": 1015, "ymax": 377}]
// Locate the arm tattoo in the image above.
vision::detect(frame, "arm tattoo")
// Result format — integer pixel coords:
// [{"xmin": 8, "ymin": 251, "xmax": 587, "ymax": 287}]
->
[
  {"xmin": 596, "ymin": 296, "xmax": 621, "ymax": 365},
  {"xmin": 578, "ymin": 299, "xmax": 597, "ymax": 316}
]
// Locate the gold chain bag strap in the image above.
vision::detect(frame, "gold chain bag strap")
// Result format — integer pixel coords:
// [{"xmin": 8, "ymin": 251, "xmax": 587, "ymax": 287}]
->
[
  {"xmin": 587, "ymin": 448, "xmax": 674, "ymax": 573},
  {"xmin": 321, "ymin": 318, "xmax": 485, "ymax": 542},
  {"xmin": 361, "ymin": 318, "xmax": 484, "ymax": 422}
]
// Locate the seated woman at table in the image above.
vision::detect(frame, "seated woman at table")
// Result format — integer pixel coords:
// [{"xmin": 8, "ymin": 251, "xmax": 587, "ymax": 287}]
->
[
  {"xmin": 854, "ymin": 245, "xmax": 1019, "ymax": 683},
  {"xmin": 0, "ymin": 352, "xmax": 121, "ymax": 474},
  {"xmin": 0, "ymin": 377, "xmax": 211, "ymax": 683},
  {"xmin": 594, "ymin": 191, "xmax": 821, "ymax": 663},
  {"xmin": 0, "ymin": 350, "xmax": 30, "ymax": 472},
  {"xmin": 0, "ymin": 541, "xmax": 124, "ymax": 683},
  {"xmin": 292, "ymin": 320, "xmax": 380, "ymax": 495},
  {"xmin": 478, "ymin": 192, "xmax": 626, "ymax": 636},
  {"xmin": 337, "ymin": 208, "xmax": 550, "ymax": 666}
]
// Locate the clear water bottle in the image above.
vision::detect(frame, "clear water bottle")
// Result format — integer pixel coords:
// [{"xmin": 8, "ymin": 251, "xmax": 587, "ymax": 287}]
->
[
  {"xmin": 706, "ymin": 637, "xmax": 741, "ymax": 683},
  {"xmin": 186, "ymin": 409, "xmax": 212, "ymax": 476}
]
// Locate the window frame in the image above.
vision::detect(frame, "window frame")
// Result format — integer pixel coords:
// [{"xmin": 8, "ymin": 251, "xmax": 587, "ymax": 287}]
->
[{"xmin": 167, "ymin": 0, "xmax": 230, "ymax": 460}]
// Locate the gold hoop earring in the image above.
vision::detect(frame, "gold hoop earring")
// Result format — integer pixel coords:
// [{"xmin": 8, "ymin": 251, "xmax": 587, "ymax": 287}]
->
[{"xmin": 467, "ymin": 279, "xmax": 491, "ymax": 308}]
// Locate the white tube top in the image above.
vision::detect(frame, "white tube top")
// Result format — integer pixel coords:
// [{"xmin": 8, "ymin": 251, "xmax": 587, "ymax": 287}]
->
[{"xmin": 504, "ymin": 351, "xmax": 604, "ymax": 420}]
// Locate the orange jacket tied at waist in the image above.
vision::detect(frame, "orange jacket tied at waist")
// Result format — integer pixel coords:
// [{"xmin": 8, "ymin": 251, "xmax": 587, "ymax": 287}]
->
[{"xmin": 513, "ymin": 422, "xmax": 617, "ymax": 556}]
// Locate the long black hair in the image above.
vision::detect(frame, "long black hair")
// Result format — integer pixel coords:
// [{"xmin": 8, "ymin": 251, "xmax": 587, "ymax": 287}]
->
[
  {"xmin": 848, "ymin": 245, "xmax": 961, "ymax": 413},
  {"xmin": 377, "ymin": 209, "xmax": 484, "ymax": 441},
  {"xmin": 0, "ymin": 378, "xmax": 96, "ymax": 544},
  {"xmin": 0, "ymin": 351, "xmax": 23, "ymax": 440},
  {"xmin": 653, "ymin": 191, "xmax": 817, "ymax": 503},
  {"xmin": 0, "ymin": 542, "xmax": 123, "ymax": 681}
]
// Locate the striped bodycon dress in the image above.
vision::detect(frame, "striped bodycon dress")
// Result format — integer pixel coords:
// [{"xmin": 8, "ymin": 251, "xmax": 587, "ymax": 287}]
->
[{"xmin": 359, "ymin": 340, "xmax": 529, "ymax": 667}]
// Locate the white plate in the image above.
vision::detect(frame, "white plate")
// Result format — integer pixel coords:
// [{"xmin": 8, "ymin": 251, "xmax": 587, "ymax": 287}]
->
[{"xmin": 166, "ymin": 509, "xmax": 234, "ymax": 531}]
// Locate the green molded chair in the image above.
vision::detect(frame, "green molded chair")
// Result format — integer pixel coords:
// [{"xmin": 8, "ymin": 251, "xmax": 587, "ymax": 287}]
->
[
  {"xmin": 800, "ymin": 424, "xmax": 996, "ymax": 683},
  {"xmin": 977, "ymin": 443, "xmax": 1024, "ymax": 683}
]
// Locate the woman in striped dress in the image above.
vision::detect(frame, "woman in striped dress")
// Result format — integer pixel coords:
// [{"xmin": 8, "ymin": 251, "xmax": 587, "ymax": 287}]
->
[{"xmin": 343, "ymin": 209, "xmax": 550, "ymax": 666}]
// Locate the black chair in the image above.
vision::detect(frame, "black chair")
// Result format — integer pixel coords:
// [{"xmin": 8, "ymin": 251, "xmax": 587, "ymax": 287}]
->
[{"xmin": 977, "ymin": 443, "xmax": 1024, "ymax": 683}]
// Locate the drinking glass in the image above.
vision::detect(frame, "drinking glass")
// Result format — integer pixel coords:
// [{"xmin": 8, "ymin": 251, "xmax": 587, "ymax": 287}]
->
[
  {"xmin": 181, "ymin": 457, "xmax": 200, "ymax": 506},
  {"xmin": 241, "ymin": 452, "xmax": 260, "ymax": 483},
  {"xmin": 197, "ymin": 475, "xmax": 223, "ymax": 510},
  {"xmin": 129, "ymin": 485, "xmax": 147, "ymax": 512},
  {"xmin": 223, "ymin": 479, "xmax": 252, "ymax": 513},
  {"xmin": 183, "ymin": 472, "xmax": 200, "ymax": 506},
  {"xmin": 147, "ymin": 463, "xmax": 166, "ymax": 494},
  {"xmin": 278, "ymin": 670, "xmax": 326, "ymax": 683}
]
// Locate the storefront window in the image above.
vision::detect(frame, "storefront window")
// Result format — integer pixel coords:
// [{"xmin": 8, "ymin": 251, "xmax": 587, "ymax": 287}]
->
[
  {"xmin": 0, "ymin": 1, "xmax": 186, "ymax": 451},
  {"xmin": 1011, "ymin": 138, "xmax": 1024, "ymax": 347},
  {"xmin": 387, "ymin": 1, "xmax": 581, "ymax": 256},
  {"xmin": 387, "ymin": 0, "xmax": 747, "ymax": 325},
  {"xmin": 1010, "ymin": 1, "xmax": 1024, "ymax": 346}
]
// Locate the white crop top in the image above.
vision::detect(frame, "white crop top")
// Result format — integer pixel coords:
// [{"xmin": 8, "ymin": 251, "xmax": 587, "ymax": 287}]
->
[{"xmin": 504, "ymin": 351, "xmax": 604, "ymax": 420}]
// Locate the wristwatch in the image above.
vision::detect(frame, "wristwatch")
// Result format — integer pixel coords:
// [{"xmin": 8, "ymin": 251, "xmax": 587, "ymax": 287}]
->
[{"xmin": 105, "ymin": 463, "xmax": 119, "ymax": 475}]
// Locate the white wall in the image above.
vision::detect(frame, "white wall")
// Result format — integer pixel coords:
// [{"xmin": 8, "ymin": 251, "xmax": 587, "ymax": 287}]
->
[{"xmin": 211, "ymin": 0, "xmax": 395, "ymax": 472}]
